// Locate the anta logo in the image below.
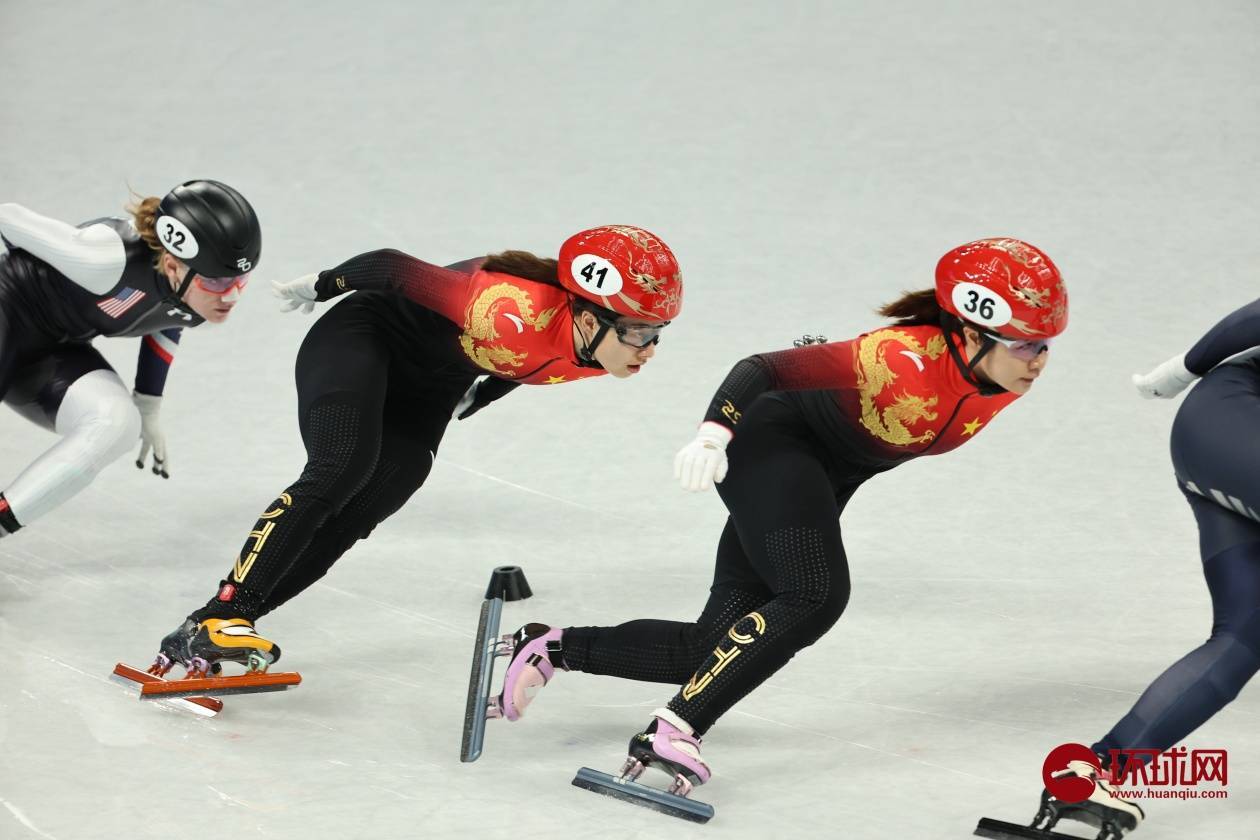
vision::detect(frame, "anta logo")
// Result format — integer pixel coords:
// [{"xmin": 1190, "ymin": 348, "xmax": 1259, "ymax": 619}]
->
[
  {"xmin": 236, "ymin": 257, "xmax": 252, "ymax": 272},
  {"xmin": 898, "ymin": 350, "xmax": 925, "ymax": 372}
]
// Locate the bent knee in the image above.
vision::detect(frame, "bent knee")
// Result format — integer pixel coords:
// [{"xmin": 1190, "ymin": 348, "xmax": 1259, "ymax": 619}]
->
[{"xmin": 55, "ymin": 372, "xmax": 142, "ymax": 468}]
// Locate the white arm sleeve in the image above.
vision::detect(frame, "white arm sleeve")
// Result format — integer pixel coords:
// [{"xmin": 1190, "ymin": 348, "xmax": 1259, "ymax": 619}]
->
[{"xmin": 0, "ymin": 203, "xmax": 128, "ymax": 295}]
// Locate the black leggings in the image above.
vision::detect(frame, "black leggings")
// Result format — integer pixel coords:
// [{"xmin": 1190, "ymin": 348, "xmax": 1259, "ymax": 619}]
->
[
  {"xmin": 563, "ymin": 396, "xmax": 858, "ymax": 735},
  {"xmin": 1, "ymin": 290, "xmax": 111, "ymax": 426},
  {"xmin": 1093, "ymin": 361, "xmax": 1260, "ymax": 760},
  {"xmin": 195, "ymin": 296, "xmax": 472, "ymax": 622}
]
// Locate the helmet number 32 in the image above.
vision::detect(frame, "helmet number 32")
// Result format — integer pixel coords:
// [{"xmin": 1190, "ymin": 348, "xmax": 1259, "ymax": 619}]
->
[
  {"xmin": 951, "ymin": 281, "xmax": 1011, "ymax": 329},
  {"xmin": 571, "ymin": 254, "xmax": 623, "ymax": 296},
  {"xmin": 156, "ymin": 216, "xmax": 200, "ymax": 260}
]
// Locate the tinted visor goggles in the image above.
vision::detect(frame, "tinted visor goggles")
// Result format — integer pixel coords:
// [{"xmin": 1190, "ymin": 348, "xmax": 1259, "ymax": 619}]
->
[
  {"xmin": 193, "ymin": 271, "xmax": 251, "ymax": 295},
  {"xmin": 596, "ymin": 315, "xmax": 669, "ymax": 348},
  {"xmin": 985, "ymin": 331, "xmax": 1052, "ymax": 360}
]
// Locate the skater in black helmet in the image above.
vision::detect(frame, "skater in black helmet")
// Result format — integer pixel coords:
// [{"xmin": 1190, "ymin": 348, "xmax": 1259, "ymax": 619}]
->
[{"xmin": 0, "ymin": 180, "xmax": 261, "ymax": 536}]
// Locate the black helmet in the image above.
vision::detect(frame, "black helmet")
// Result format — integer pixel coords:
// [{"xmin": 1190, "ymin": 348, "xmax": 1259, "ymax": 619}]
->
[{"xmin": 156, "ymin": 180, "xmax": 261, "ymax": 278}]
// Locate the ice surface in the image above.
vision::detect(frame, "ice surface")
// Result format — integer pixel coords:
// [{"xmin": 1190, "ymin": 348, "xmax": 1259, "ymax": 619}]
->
[{"xmin": 1, "ymin": 2, "xmax": 1257, "ymax": 838}]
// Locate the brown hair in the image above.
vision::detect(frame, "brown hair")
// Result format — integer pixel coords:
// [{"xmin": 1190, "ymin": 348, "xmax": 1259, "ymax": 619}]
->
[
  {"xmin": 481, "ymin": 250, "xmax": 561, "ymax": 287},
  {"xmin": 481, "ymin": 249, "xmax": 619, "ymax": 321},
  {"xmin": 878, "ymin": 288, "xmax": 944, "ymax": 326},
  {"xmin": 126, "ymin": 193, "xmax": 165, "ymax": 265}
]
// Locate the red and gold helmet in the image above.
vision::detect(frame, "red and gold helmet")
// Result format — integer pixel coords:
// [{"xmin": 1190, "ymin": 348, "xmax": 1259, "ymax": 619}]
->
[
  {"xmin": 935, "ymin": 238, "xmax": 1067, "ymax": 339},
  {"xmin": 557, "ymin": 225, "xmax": 683, "ymax": 322}
]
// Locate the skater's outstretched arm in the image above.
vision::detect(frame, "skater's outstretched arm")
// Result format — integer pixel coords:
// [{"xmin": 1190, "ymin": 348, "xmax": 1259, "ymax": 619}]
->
[
  {"xmin": 0, "ymin": 203, "xmax": 127, "ymax": 295},
  {"xmin": 310, "ymin": 248, "xmax": 475, "ymax": 323},
  {"xmin": 1134, "ymin": 296, "xmax": 1260, "ymax": 399},
  {"xmin": 1185, "ymin": 296, "xmax": 1260, "ymax": 374},
  {"xmin": 676, "ymin": 340, "xmax": 860, "ymax": 491},
  {"xmin": 132, "ymin": 328, "xmax": 183, "ymax": 478},
  {"xmin": 700, "ymin": 340, "xmax": 860, "ymax": 433}
]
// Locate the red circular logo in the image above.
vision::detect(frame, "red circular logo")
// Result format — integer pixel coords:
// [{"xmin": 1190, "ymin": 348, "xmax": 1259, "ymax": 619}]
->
[{"xmin": 1043, "ymin": 743, "xmax": 1100, "ymax": 803}]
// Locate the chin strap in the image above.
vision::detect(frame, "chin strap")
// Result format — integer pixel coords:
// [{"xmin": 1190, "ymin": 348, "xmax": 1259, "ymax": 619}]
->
[
  {"xmin": 151, "ymin": 267, "xmax": 202, "ymax": 325},
  {"xmin": 940, "ymin": 313, "xmax": 1007, "ymax": 396},
  {"xmin": 573, "ymin": 305, "xmax": 609, "ymax": 370}
]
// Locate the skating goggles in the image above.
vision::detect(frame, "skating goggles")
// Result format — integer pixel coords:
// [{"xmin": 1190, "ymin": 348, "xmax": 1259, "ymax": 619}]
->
[
  {"xmin": 984, "ymin": 331, "xmax": 1052, "ymax": 361},
  {"xmin": 595, "ymin": 315, "xmax": 669, "ymax": 349},
  {"xmin": 193, "ymin": 272, "xmax": 251, "ymax": 295}
]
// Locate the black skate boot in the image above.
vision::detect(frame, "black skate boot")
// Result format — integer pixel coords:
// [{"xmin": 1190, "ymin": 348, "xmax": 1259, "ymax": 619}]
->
[
  {"xmin": 149, "ymin": 618, "xmax": 201, "ymax": 677},
  {"xmin": 976, "ymin": 758, "xmax": 1144, "ymax": 840},
  {"xmin": 1033, "ymin": 759, "xmax": 1144, "ymax": 839}
]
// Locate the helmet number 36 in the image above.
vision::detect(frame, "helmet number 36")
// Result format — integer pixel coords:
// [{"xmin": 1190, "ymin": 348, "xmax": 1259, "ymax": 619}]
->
[
  {"xmin": 951, "ymin": 281, "xmax": 1011, "ymax": 329},
  {"xmin": 156, "ymin": 216, "xmax": 200, "ymax": 260},
  {"xmin": 571, "ymin": 254, "xmax": 623, "ymax": 296}
]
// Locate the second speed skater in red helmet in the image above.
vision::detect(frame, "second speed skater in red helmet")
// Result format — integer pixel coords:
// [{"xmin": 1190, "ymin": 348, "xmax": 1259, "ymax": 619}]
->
[
  {"xmin": 935, "ymin": 237, "xmax": 1067, "ymax": 338},
  {"xmin": 934, "ymin": 237, "xmax": 1067, "ymax": 389}
]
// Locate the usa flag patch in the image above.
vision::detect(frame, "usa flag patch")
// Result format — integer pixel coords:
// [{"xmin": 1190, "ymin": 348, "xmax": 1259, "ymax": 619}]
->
[{"xmin": 97, "ymin": 286, "xmax": 146, "ymax": 318}]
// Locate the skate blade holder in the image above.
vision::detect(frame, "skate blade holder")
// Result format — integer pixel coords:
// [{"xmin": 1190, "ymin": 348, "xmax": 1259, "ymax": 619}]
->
[
  {"xmin": 461, "ymin": 565, "xmax": 532, "ymax": 763},
  {"xmin": 572, "ymin": 766, "xmax": 714, "ymax": 824},
  {"xmin": 111, "ymin": 663, "xmax": 223, "ymax": 717},
  {"xmin": 974, "ymin": 817, "xmax": 1098, "ymax": 839}
]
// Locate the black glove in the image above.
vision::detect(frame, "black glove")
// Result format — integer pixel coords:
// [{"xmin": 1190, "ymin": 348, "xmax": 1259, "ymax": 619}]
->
[{"xmin": 455, "ymin": 377, "xmax": 520, "ymax": 420}]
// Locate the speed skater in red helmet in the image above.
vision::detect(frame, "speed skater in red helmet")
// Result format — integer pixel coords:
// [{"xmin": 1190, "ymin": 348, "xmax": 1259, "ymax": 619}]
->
[
  {"xmin": 145, "ymin": 225, "xmax": 683, "ymax": 679},
  {"xmin": 482, "ymin": 237, "xmax": 1067, "ymax": 810}
]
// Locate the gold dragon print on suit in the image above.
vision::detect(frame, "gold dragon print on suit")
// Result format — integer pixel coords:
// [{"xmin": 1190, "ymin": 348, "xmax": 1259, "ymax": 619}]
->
[
  {"xmin": 459, "ymin": 282, "xmax": 559, "ymax": 376},
  {"xmin": 854, "ymin": 329, "xmax": 949, "ymax": 446}
]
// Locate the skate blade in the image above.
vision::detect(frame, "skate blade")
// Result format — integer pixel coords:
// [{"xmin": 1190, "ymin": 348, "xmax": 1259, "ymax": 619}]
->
[
  {"xmin": 572, "ymin": 767, "xmax": 714, "ymax": 824},
  {"xmin": 111, "ymin": 663, "xmax": 223, "ymax": 716},
  {"xmin": 461, "ymin": 596, "xmax": 505, "ymax": 763},
  {"xmin": 136, "ymin": 669, "xmax": 300, "ymax": 699},
  {"xmin": 974, "ymin": 817, "xmax": 1088, "ymax": 839}
]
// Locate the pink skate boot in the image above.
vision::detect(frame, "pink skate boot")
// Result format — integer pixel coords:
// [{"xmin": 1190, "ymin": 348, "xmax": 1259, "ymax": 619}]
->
[
  {"xmin": 572, "ymin": 708, "xmax": 715, "ymax": 822},
  {"xmin": 488, "ymin": 623, "xmax": 564, "ymax": 721},
  {"xmin": 623, "ymin": 708, "xmax": 713, "ymax": 796}
]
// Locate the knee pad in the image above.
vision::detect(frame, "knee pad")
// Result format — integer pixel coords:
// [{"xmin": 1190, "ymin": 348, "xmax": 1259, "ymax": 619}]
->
[
  {"xmin": 765, "ymin": 526, "xmax": 851, "ymax": 644},
  {"xmin": 1231, "ymin": 609, "xmax": 1260, "ymax": 660},
  {"xmin": 54, "ymin": 370, "xmax": 141, "ymax": 471}
]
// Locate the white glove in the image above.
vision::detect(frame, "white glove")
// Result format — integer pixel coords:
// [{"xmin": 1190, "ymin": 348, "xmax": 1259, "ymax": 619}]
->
[
  {"xmin": 133, "ymin": 392, "xmax": 169, "ymax": 478},
  {"xmin": 271, "ymin": 272, "xmax": 319, "ymax": 314},
  {"xmin": 1132, "ymin": 353, "xmax": 1198, "ymax": 399},
  {"xmin": 674, "ymin": 421, "xmax": 734, "ymax": 492}
]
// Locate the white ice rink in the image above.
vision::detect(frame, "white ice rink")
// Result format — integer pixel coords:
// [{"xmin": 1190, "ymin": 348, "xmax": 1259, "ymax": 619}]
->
[{"xmin": 2, "ymin": 2, "xmax": 1258, "ymax": 838}]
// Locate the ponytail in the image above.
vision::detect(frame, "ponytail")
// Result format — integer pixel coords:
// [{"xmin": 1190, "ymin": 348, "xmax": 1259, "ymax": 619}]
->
[
  {"xmin": 877, "ymin": 288, "xmax": 942, "ymax": 326},
  {"xmin": 480, "ymin": 250, "xmax": 561, "ymax": 287},
  {"xmin": 125, "ymin": 193, "xmax": 165, "ymax": 265}
]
